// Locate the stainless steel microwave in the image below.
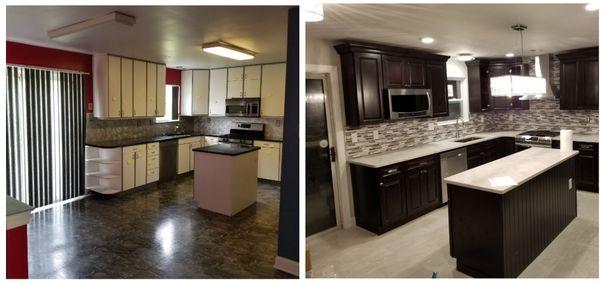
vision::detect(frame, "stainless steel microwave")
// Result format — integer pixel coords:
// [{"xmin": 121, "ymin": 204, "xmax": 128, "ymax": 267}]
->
[
  {"xmin": 384, "ymin": 88, "xmax": 433, "ymax": 119},
  {"xmin": 225, "ymin": 98, "xmax": 260, "ymax": 117}
]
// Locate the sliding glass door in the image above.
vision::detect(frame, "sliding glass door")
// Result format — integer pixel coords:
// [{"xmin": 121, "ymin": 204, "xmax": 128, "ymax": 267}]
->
[{"xmin": 6, "ymin": 66, "xmax": 85, "ymax": 207}]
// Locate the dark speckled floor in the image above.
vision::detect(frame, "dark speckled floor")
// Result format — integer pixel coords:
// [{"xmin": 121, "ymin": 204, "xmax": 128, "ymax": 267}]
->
[{"xmin": 27, "ymin": 177, "xmax": 295, "ymax": 279}]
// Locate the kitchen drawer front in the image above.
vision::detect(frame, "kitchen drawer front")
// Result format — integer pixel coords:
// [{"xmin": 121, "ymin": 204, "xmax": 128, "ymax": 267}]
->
[
  {"xmin": 147, "ymin": 155, "xmax": 159, "ymax": 169},
  {"xmin": 405, "ymin": 155, "xmax": 438, "ymax": 171},
  {"xmin": 147, "ymin": 147, "xmax": 159, "ymax": 157},
  {"xmin": 377, "ymin": 165, "xmax": 402, "ymax": 184},
  {"xmin": 147, "ymin": 168, "xmax": 159, "ymax": 183},
  {"xmin": 574, "ymin": 142, "xmax": 598, "ymax": 152},
  {"xmin": 255, "ymin": 140, "xmax": 281, "ymax": 149},
  {"xmin": 178, "ymin": 136, "xmax": 202, "ymax": 145},
  {"xmin": 147, "ymin": 142, "xmax": 159, "ymax": 151}
]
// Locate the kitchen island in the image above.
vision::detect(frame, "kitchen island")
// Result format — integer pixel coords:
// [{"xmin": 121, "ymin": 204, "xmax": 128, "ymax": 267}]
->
[
  {"xmin": 445, "ymin": 147, "xmax": 579, "ymax": 278},
  {"xmin": 193, "ymin": 144, "xmax": 261, "ymax": 216}
]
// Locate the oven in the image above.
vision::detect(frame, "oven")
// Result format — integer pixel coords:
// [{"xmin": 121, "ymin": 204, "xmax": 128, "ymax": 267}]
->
[
  {"xmin": 384, "ymin": 88, "xmax": 433, "ymax": 119},
  {"xmin": 225, "ymin": 98, "xmax": 260, "ymax": 117}
]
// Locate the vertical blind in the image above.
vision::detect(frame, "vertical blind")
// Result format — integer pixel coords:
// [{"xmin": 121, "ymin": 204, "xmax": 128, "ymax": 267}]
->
[{"xmin": 6, "ymin": 66, "xmax": 85, "ymax": 208}]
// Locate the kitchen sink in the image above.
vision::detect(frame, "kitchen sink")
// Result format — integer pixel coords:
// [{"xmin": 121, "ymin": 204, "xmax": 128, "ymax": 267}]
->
[{"xmin": 454, "ymin": 137, "xmax": 483, "ymax": 143}]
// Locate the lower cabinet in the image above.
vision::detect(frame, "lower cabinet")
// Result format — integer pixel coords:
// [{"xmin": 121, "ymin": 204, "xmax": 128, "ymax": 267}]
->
[
  {"xmin": 350, "ymin": 154, "xmax": 441, "ymax": 235},
  {"xmin": 255, "ymin": 140, "xmax": 282, "ymax": 181},
  {"xmin": 574, "ymin": 142, "xmax": 599, "ymax": 192},
  {"xmin": 466, "ymin": 139, "xmax": 499, "ymax": 169},
  {"xmin": 177, "ymin": 136, "xmax": 205, "ymax": 174},
  {"xmin": 146, "ymin": 142, "xmax": 160, "ymax": 183},
  {"xmin": 122, "ymin": 144, "xmax": 147, "ymax": 190}
]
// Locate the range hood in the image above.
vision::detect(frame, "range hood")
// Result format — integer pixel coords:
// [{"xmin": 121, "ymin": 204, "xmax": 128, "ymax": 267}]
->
[{"xmin": 519, "ymin": 54, "xmax": 554, "ymax": 100}]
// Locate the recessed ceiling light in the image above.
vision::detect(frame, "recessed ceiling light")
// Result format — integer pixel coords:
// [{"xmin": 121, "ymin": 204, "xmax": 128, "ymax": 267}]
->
[
  {"xmin": 202, "ymin": 41, "xmax": 255, "ymax": 60},
  {"xmin": 420, "ymin": 37, "xmax": 435, "ymax": 44},
  {"xmin": 456, "ymin": 53, "xmax": 475, "ymax": 61},
  {"xmin": 505, "ymin": 53, "xmax": 515, "ymax": 58},
  {"xmin": 305, "ymin": 3, "xmax": 324, "ymax": 22},
  {"xmin": 585, "ymin": 3, "xmax": 599, "ymax": 11}
]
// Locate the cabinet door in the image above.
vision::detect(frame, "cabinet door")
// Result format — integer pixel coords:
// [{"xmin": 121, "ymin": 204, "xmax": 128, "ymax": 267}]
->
[
  {"xmin": 189, "ymin": 141, "xmax": 204, "ymax": 171},
  {"xmin": 260, "ymin": 63, "xmax": 286, "ymax": 117},
  {"xmin": 209, "ymin": 68, "xmax": 227, "ymax": 116},
  {"xmin": 121, "ymin": 58, "xmax": 133, "ymax": 117},
  {"xmin": 421, "ymin": 162, "xmax": 440, "ymax": 208},
  {"xmin": 146, "ymin": 62, "xmax": 157, "ymax": 116},
  {"xmin": 382, "ymin": 56, "xmax": 406, "ymax": 88},
  {"xmin": 257, "ymin": 143, "xmax": 281, "ymax": 181},
  {"xmin": 107, "ymin": 55, "xmax": 121, "ymax": 118},
  {"xmin": 407, "ymin": 60, "xmax": 426, "ymax": 87},
  {"xmin": 181, "ymin": 70, "xmax": 193, "ymax": 116},
  {"xmin": 428, "ymin": 62, "xmax": 448, "ymax": 117},
  {"xmin": 575, "ymin": 143, "xmax": 598, "ymax": 192},
  {"xmin": 243, "ymin": 65, "xmax": 262, "ymax": 98},
  {"xmin": 579, "ymin": 59, "xmax": 599, "ymax": 110},
  {"xmin": 355, "ymin": 52, "xmax": 384, "ymax": 124},
  {"xmin": 380, "ymin": 178, "xmax": 407, "ymax": 227},
  {"xmin": 227, "ymin": 67, "xmax": 244, "ymax": 98},
  {"xmin": 156, "ymin": 64, "xmax": 166, "ymax": 116},
  {"xmin": 133, "ymin": 60, "xmax": 147, "ymax": 117},
  {"xmin": 488, "ymin": 64, "xmax": 509, "ymax": 77},
  {"xmin": 192, "ymin": 70, "xmax": 209, "ymax": 115},
  {"xmin": 122, "ymin": 146, "xmax": 136, "ymax": 191},
  {"xmin": 177, "ymin": 144, "xmax": 190, "ymax": 174},
  {"xmin": 134, "ymin": 145, "xmax": 147, "ymax": 187},
  {"xmin": 405, "ymin": 166, "xmax": 424, "ymax": 216}
]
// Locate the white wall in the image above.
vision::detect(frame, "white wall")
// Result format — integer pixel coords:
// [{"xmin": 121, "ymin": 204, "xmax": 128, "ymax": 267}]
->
[{"xmin": 446, "ymin": 58, "xmax": 470, "ymax": 121}]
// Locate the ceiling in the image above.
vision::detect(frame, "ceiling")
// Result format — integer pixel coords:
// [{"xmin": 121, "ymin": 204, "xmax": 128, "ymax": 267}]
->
[
  {"xmin": 7, "ymin": 6, "xmax": 290, "ymax": 69},
  {"xmin": 307, "ymin": 4, "xmax": 598, "ymax": 58}
]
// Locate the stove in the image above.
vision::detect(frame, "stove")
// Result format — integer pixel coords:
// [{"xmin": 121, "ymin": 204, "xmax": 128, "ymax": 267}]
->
[
  {"xmin": 218, "ymin": 122, "xmax": 264, "ymax": 146},
  {"xmin": 515, "ymin": 130, "xmax": 560, "ymax": 148}
]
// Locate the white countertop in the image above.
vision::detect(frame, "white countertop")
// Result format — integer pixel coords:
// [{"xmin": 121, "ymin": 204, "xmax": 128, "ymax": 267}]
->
[
  {"xmin": 444, "ymin": 147, "xmax": 578, "ymax": 194},
  {"xmin": 347, "ymin": 131, "xmax": 597, "ymax": 168}
]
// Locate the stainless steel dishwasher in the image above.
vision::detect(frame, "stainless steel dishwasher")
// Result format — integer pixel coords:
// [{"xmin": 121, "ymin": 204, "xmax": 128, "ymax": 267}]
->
[
  {"xmin": 159, "ymin": 140, "xmax": 178, "ymax": 182},
  {"xmin": 440, "ymin": 148, "xmax": 468, "ymax": 203}
]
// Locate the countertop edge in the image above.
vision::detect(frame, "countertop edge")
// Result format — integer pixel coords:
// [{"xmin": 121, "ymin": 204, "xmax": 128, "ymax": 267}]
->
[{"xmin": 192, "ymin": 145, "xmax": 261, "ymax": 156}]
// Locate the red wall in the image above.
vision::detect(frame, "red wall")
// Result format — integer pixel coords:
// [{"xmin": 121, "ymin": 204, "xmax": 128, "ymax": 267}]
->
[
  {"xmin": 166, "ymin": 68, "xmax": 181, "ymax": 85},
  {"xmin": 7, "ymin": 41, "xmax": 94, "ymax": 111}
]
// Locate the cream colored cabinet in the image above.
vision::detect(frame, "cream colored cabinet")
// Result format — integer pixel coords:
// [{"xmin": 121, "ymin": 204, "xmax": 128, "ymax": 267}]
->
[
  {"xmin": 204, "ymin": 136, "xmax": 220, "ymax": 145},
  {"xmin": 107, "ymin": 55, "xmax": 121, "ymax": 117},
  {"xmin": 181, "ymin": 70, "xmax": 209, "ymax": 116},
  {"xmin": 93, "ymin": 54, "xmax": 122, "ymax": 118},
  {"xmin": 189, "ymin": 141, "xmax": 205, "ymax": 170},
  {"xmin": 209, "ymin": 68, "xmax": 227, "ymax": 116},
  {"xmin": 255, "ymin": 141, "xmax": 282, "ymax": 181},
  {"xmin": 177, "ymin": 136, "xmax": 204, "ymax": 174},
  {"xmin": 261, "ymin": 63, "xmax": 286, "ymax": 117},
  {"xmin": 133, "ymin": 60, "xmax": 147, "ymax": 117},
  {"xmin": 146, "ymin": 62, "xmax": 157, "ymax": 116},
  {"xmin": 227, "ymin": 67, "xmax": 244, "ymax": 98},
  {"xmin": 243, "ymin": 65, "xmax": 262, "ymax": 98},
  {"xmin": 122, "ymin": 144, "xmax": 147, "ymax": 190},
  {"xmin": 156, "ymin": 64, "xmax": 166, "ymax": 116},
  {"xmin": 121, "ymin": 58, "xmax": 133, "ymax": 118},
  {"xmin": 146, "ymin": 142, "xmax": 159, "ymax": 183}
]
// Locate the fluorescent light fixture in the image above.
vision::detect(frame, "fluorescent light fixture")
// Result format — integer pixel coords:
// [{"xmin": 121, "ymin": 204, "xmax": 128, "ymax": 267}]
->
[
  {"xmin": 202, "ymin": 41, "xmax": 255, "ymax": 60},
  {"xmin": 420, "ymin": 37, "xmax": 435, "ymax": 44},
  {"xmin": 490, "ymin": 75, "xmax": 546, "ymax": 97},
  {"xmin": 48, "ymin": 12, "xmax": 135, "ymax": 39},
  {"xmin": 585, "ymin": 3, "xmax": 599, "ymax": 11},
  {"xmin": 505, "ymin": 53, "xmax": 515, "ymax": 58},
  {"xmin": 456, "ymin": 53, "xmax": 475, "ymax": 61},
  {"xmin": 305, "ymin": 3, "xmax": 324, "ymax": 22}
]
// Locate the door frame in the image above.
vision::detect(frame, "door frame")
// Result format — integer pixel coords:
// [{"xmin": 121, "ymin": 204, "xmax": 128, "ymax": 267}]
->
[{"xmin": 307, "ymin": 64, "xmax": 354, "ymax": 233}]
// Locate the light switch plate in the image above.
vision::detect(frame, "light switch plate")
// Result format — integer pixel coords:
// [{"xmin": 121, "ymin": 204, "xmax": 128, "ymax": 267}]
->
[
  {"xmin": 351, "ymin": 133, "xmax": 358, "ymax": 143},
  {"xmin": 373, "ymin": 130, "xmax": 379, "ymax": 139},
  {"xmin": 568, "ymin": 178, "xmax": 573, "ymax": 190}
]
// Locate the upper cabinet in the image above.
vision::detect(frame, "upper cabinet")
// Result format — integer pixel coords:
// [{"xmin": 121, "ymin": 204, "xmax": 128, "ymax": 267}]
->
[
  {"xmin": 209, "ymin": 68, "xmax": 227, "ymax": 116},
  {"xmin": 227, "ymin": 66, "xmax": 262, "ymax": 99},
  {"xmin": 261, "ymin": 63, "xmax": 286, "ymax": 117},
  {"xmin": 227, "ymin": 67, "xmax": 244, "ymax": 98},
  {"xmin": 556, "ymin": 47, "xmax": 599, "ymax": 110},
  {"xmin": 335, "ymin": 41, "xmax": 450, "ymax": 127},
  {"xmin": 93, "ymin": 54, "xmax": 166, "ymax": 119},
  {"xmin": 181, "ymin": 70, "xmax": 209, "ymax": 116}
]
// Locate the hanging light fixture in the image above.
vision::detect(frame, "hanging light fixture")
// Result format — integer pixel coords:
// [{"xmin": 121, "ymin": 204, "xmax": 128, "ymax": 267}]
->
[{"xmin": 490, "ymin": 24, "xmax": 546, "ymax": 98}]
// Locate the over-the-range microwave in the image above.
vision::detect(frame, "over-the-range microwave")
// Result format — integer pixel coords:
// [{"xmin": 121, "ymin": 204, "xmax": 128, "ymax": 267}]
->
[{"xmin": 383, "ymin": 88, "xmax": 433, "ymax": 119}]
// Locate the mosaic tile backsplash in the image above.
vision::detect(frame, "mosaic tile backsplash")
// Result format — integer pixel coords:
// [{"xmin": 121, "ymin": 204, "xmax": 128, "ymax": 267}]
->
[
  {"xmin": 193, "ymin": 116, "xmax": 284, "ymax": 141},
  {"xmin": 345, "ymin": 99, "xmax": 598, "ymax": 158}
]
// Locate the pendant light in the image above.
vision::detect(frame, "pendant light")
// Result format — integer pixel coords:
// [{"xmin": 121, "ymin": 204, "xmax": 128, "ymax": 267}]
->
[{"xmin": 490, "ymin": 24, "xmax": 547, "ymax": 99}]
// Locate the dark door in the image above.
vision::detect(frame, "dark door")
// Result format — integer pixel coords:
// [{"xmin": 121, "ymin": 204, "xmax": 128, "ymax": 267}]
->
[
  {"xmin": 407, "ymin": 60, "xmax": 427, "ymax": 87},
  {"xmin": 560, "ymin": 61, "xmax": 578, "ymax": 110},
  {"xmin": 306, "ymin": 78, "xmax": 337, "ymax": 236},
  {"xmin": 480, "ymin": 65, "xmax": 491, "ymax": 110},
  {"xmin": 382, "ymin": 55, "xmax": 406, "ymax": 88},
  {"xmin": 428, "ymin": 62, "xmax": 448, "ymax": 117},
  {"xmin": 355, "ymin": 53, "xmax": 384, "ymax": 123},
  {"xmin": 580, "ymin": 58, "xmax": 599, "ymax": 110},
  {"xmin": 380, "ymin": 178, "xmax": 407, "ymax": 226}
]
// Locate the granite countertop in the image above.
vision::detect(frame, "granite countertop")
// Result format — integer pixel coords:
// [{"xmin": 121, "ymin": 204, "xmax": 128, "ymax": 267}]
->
[
  {"xmin": 86, "ymin": 133, "xmax": 282, "ymax": 148},
  {"xmin": 348, "ymin": 131, "xmax": 598, "ymax": 168},
  {"xmin": 444, "ymin": 148, "xmax": 579, "ymax": 194},
  {"xmin": 193, "ymin": 144, "xmax": 261, "ymax": 156}
]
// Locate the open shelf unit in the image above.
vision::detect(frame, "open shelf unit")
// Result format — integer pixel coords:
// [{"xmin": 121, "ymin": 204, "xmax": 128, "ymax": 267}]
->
[{"xmin": 85, "ymin": 146, "xmax": 123, "ymax": 194}]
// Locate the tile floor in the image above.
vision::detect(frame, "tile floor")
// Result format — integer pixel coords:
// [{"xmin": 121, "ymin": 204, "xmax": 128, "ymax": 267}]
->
[
  {"xmin": 308, "ymin": 191, "xmax": 598, "ymax": 278},
  {"xmin": 27, "ymin": 177, "xmax": 294, "ymax": 279}
]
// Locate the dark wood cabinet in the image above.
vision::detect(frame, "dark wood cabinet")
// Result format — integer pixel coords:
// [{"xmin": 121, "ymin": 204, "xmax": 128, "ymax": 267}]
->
[
  {"xmin": 497, "ymin": 137, "xmax": 516, "ymax": 158},
  {"xmin": 428, "ymin": 62, "xmax": 449, "ymax": 117},
  {"xmin": 336, "ymin": 42, "xmax": 450, "ymax": 126},
  {"xmin": 466, "ymin": 139, "xmax": 507, "ymax": 169},
  {"xmin": 405, "ymin": 156, "xmax": 440, "ymax": 216},
  {"xmin": 574, "ymin": 142, "xmax": 598, "ymax": 193},
  {"xmin": 557, "ymin": 47, "xmax": 599, "ymax": 110}
]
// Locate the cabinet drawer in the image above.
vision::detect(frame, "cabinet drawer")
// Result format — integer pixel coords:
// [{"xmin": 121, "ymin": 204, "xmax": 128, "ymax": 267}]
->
[
  {"xmin": 179, "ymin": 136, "xmax": 202, "ymax": 145},
  {"xmin": 147, "ymin": 148, "xmax": 159, "ymax": 157},
  {"xmin": 147, "ymin": 142, "xmax": 159, "ymax": 151},
  {"xmin": 378, "ymin": 165, "xmax": 402, "ymax": 179},
  {"xmin": 147, "ymin": 168, "xmax": 159, "ymax": 183},
  {"xmin": 575, "ymin": 142, "xmax": 597, "ymax": 151},
  {"xmin": 405, "ymin": 155, "xmax": 438, "ymax": 171},
  {"xmin": 255, "ymin": 140, "xmax": 281, "ymax": 149},
  {"xmin": 147, "ymin": 155, "xmax": 159, "ymax": 169}
]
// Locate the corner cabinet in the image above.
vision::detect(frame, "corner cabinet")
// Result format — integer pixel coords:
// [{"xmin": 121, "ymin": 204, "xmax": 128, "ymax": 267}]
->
[
  {"xmin": 208, "ymin": 68, "xmax": 227, "ymax": 116},
  {"xmin": 260, "ymin": 63, "xmax": 287, "ymax": 117},
  {"xmin": 93, "ymin": 54, "xmax": 166, "ymax": 119},
  {"xmin": 557, "ymin": 47, "xmax": 599, "ymax": 110},
  {"xmin": 255, "ymin": 140, "xmax": 283, "ymax": 181},
  {"xmin": 335, "ymin": 42, "xmax": 450, "ymax": 127}
]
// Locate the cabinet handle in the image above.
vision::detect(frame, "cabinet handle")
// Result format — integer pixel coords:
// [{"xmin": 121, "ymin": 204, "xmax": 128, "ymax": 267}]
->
[
  {"xmin": 387, "ymin": 168, "xmax": 398, "ymax": 174},
  {"xmin": 420, "ymin": 169, "xmax": 427, "ymax": 174},
  {"xmin": 379, "ymin": 182, "xmax": 384, "ymax": 186}
]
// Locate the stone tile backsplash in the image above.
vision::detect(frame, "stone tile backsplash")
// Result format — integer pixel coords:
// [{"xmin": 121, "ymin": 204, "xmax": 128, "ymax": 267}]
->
[
  {"xmin": 193, "ymin": 116, "xmax": 284, "ymax": 141},
  {"xmin": 344, "ymin": 98, "xmax": 598, "ymax": 159}
]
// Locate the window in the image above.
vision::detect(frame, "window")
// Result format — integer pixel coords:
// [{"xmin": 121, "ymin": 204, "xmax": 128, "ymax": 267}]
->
[
  {"xmin": 156, "ymin": 85, "xmax": 180, "ymax": 123},
  {"xmin": 438, "ymin": 78, "xmax": 468, "ymax": 123}
]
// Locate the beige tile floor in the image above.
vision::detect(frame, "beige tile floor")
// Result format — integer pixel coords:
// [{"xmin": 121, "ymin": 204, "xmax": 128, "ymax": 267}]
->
[{"xmin": 308, "ymin": 191, "xmax": 598, "ymax": 278}]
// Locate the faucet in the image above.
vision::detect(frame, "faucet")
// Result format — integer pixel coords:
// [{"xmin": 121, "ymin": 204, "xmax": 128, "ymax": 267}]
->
[{"xmin": 455, "ymin": 117, "xmax": 465, "ymax": 139}]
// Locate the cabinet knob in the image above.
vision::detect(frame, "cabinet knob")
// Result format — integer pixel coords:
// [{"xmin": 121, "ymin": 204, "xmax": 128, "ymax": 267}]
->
[
  {"xmin": 420, "ymin": 169, "xmax": 427, "ymax": 174},
  {"xmin": 379, "ymin": 182, "xmax": 384, "ymax": 186}
]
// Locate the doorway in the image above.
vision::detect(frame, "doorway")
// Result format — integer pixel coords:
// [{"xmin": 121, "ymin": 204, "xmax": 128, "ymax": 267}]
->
[{"xmin": 306, "ymin": 74, "xmax": 339, "ymax": 236}]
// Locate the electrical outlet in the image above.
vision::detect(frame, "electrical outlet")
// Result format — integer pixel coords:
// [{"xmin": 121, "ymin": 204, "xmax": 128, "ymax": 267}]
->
[
  {"xmin": 373, "ymin": 130, "xmax": 379, "ymax": 139},
  {"xmin": 428, "ymin": 122, "xmax": 434, "ymax": 131},
  {"xmin": 351, "ymin": 133, "xmax": 358, "ymax": 143},
  {"xmin": 568, "ymin": 178, "xmax": 573, "ymax": 190},
  {"xmin": 480, "ymin": 116, "xmax": 485, "ymax": 123}
]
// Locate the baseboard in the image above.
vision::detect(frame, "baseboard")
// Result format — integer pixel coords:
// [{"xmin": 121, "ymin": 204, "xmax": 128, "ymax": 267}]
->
[{"xmin": 274, "ymin": 256, "xmax": 299, "ymax": 276}]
